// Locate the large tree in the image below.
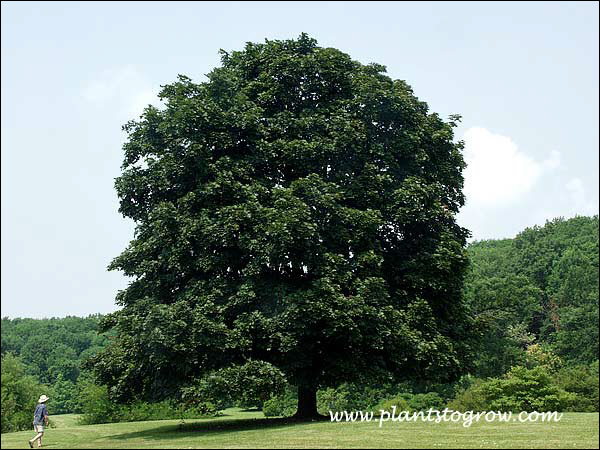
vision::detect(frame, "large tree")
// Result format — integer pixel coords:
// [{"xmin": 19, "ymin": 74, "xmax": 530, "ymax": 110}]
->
[{"xmin": 92, "ymin": 34, "xmax": 475, "ymax": 418}]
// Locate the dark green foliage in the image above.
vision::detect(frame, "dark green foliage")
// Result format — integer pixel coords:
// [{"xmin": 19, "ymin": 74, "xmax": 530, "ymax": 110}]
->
[
  {"xmin": 465, "ymin": 274, "xmax": 543, "ymax": 376},
  {"xmin": 77, "ymin": 381, "xmax": 123, "ymax": 424},
  {"xmin": 447, "ymin": 378, "xmax": 488, "ymax": 412},
  {"xmin": 552, "ymin": 362, "xmax": 599, "ymax": 412},
  {"xmin": 0, "ymin": 315, "xmax": 110, "ymax": 415},
  {"xmin": 180, "ymin": 360, "xmax": 286, "ymax": 409},
  {"xmin": 317, "ymin": 382, "xmax": 400, "ymax": 414},
  {"xmin": 262, "ymin": 386, "xmax": 299, "ymax": 417},
  {"xmin": 93, "ymin": 34, "xmax": 475, "ymax": 416},
  {"xmin": 512, "ymin": 216, "xmax": 599, "ymax": 362},
  {"xmin": 1, "ymin": 315, "xmax": 108, "ymax": 384},
  {"xmin": 465, "ymin": 215, "xmax": 599, "ymax": 375},
  {"xmin": 478, "ymin": 366, "xmax": 576, "ymax": 412},
  {"xmin": 406, "ymin": 392, "xmax": 446, "ymax": 411},
  {"xmin": 1, "ymin": 354, "xmax": 49, "ymax": 433},
  {"xmin": 448, "ymin": 365, "xmax": 598, "ymax": 412},
  {"xmin": 374, "ymin": 394, "xmax": 411, "ymax": 414},
  {"xmin": 376, "ymin": 392, "xmax": 445, "ymax": 413},
  {"xmin": 77, "ymin": 381, "xmax": 217, "ymax": 425},
  {"xmin": 51, "ymin": 375, "xmax": 79, "ymax": 414},
  {"xmin": 2, "ymin": 35, "xmax": 596, "ymax": 421},
  {"xmin": 266, "ymin": 383, "xmax": 448, "ymax": 416}
]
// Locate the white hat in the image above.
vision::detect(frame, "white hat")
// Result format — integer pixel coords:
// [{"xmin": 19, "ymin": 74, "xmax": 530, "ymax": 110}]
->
[{"xmin": 38, "ymin": 395, "xmax": 49, "ymax": 403}]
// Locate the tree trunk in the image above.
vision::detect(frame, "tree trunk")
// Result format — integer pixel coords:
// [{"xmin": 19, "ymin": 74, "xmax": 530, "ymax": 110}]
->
[{"xmin": 294, "ymin": 385, "xmax": 321, "ymax": 419}]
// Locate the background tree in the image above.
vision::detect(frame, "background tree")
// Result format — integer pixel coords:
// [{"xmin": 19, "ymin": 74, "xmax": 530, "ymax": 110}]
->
[
  {"xmin": 1, "ymin": 315, "xmax": 109, "ymax": 416},
  {"xmin": 464, "ymin": 274, "xmax": 543, "ymax": 377},
  {"xmin": 464, "ymin": 215, "xmax": 599, "ymax": 376},
  {"xmin": 1, "ymin": 354, "xmax": 48, "ymax": 433},
  {"xmin": 92, "ymin": 34, "xmax": 475, "ymax": 418}
]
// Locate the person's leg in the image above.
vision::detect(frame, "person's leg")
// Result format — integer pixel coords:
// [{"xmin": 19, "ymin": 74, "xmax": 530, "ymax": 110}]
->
[
  {"xmin": 29, "ymin": 426, "xmax": 35, "ymax": 447},
  {"xmin": 33, "ymin": 425, "xmax": 44, "ymax": 447},
  {"xmin": 29, "ymin": 426, "xmax": 43, "ymax": 447}
]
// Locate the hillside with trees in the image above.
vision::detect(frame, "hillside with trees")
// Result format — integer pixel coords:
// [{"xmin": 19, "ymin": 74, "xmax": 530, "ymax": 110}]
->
[{"xmin": 465, "ymin": 215, "xmax": 599, "ymax": 377}]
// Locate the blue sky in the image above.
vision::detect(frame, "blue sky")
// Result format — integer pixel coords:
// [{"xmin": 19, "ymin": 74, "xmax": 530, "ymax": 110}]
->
[{"xmin": 1, "ymin": 1, "xmax": 598, "ymax": 318}]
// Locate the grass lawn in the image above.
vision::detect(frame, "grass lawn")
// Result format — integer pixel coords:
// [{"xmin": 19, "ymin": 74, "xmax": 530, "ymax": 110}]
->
[
  {"xmin": 48, "ymin": 414, "xmax": 82, "ymax": 429},
  {"xmin": 1, "ymin": 409, "xmax": 598, "ymax": 449}
]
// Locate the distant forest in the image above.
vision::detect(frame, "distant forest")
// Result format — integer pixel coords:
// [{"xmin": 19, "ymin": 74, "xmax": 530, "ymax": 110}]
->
[
  {"xmin": 465, "ymin": 215, "xmax": 598, "ymax": 374},
  {"xmin": 2, "ymin": 215, "xmax": 598, "ymax": 429}
]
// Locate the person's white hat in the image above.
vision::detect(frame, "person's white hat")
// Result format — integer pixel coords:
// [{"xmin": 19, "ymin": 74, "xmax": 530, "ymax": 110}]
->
[{"xmin": 38, "ymin": 395, "xmax": 49, "ymax": 403}]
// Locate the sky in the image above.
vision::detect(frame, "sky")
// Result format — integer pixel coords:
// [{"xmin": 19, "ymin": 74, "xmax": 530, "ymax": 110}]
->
[{"xmin": 1, "ymin": 1, "xmax": 598, "ymax": 318}]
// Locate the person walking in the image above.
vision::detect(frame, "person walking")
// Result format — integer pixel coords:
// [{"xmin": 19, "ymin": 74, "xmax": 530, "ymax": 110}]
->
[{"xmin": 28, "ymin": 394, "xmax": 49, "ymax": 448}]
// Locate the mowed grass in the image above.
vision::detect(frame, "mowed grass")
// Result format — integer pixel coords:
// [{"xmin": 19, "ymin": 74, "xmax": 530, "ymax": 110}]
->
[
  {"xmin": 2, "ymin": 409, "xmax": 598, "ymax": 449},
  {"xmin": 48, "ymin": 414, "xmax": 81, "ymax": 428}
]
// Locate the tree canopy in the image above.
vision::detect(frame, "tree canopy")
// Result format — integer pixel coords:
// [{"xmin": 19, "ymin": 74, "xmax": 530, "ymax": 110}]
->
[
  {"xmin": 92, "ymin": 34, "xmax": 475, "ymax": 418},
  {"xmin": 465, "ymin": 215, "xmax": 599, "ymax": 376}
]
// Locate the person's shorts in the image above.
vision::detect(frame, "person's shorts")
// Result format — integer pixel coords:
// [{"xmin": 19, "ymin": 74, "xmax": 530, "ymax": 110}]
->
[{"xmin": 33, "ymin": 424, "xmax": 44, "ymax": 433}]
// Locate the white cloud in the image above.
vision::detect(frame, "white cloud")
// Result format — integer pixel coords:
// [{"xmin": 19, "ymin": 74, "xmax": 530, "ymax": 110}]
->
[
  {"xmin": 564, "ymin": 177, "xmax": 598, "ymax": 215},
  {"xmin": 462, "ymin": 127, "xmax": 559, "ymax": 207},
  {"xmin": 566, "ymin": 177, "xmax": 585, "ymax": 198},
  {"xmin": 457, "ymin": 127, "xmax": 571, "ymax": 240},
  {"xmin": 457, "ymin": 128, "xmax": 597, "ymax": 241},
  {"xmin": 542, "ymin": 149, "xmax": 561, "ymax": 171},
  {"xmin": 82, "ymin": 66, "xmax": 161, "ymax": 119}
]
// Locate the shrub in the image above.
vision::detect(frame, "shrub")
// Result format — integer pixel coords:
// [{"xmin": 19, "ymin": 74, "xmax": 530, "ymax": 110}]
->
[
  {"xmin": 449, "ymin": 366, "xmax": 578, "ymax": 412},
  {"xmin": 407, "ymin": 392, "xmax": 445, "ymax": 411},
  {"xmin": 316, "ymin": 387, "xmax": 343, "ymax": 413},
  {"xmin": 447, "ymin": 380, "xmax": 489, "ymax": 412},
  {"xmin": 374, "ymin": 392, "xmax": 445, "ymax": 414},
  {"xmin": 483, "ymin": 366, "xmax": 576, "ymax": 411},
  {"xmin": 262, "ymin": 386, "xmax": 297, "ymax": 417},
  {"xmin": 117, "ymin": 400, "xmax": 216, "ymax": 423},
  {"xmin": 316, "ymin": 383, "xmax": 401, "ymax": 414},
  {"xmin": 553, "ymin": 362, "xmax": 599, "ymax": 412},
  {"xmin": 374, "ymin": 394, "xmax": 411, "ymax": 414},
  {"xmin": 78, "ymin": 381, "xmax": 217, "ymax": 425},
  {"xmin": 77, "ymin": 381, "xmax": 122, "ymax": 424}
]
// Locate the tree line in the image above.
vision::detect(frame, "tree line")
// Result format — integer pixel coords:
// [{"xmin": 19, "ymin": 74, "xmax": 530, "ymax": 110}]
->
[{"xmin": 465, "ymin": 214, "xmax": 598, "ymax": 375}]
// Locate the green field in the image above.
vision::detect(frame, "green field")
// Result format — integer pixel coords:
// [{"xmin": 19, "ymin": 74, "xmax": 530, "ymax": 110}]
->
[{"xmin": 2, "ymin": 409, "xmax": 598, "ymax": 449}]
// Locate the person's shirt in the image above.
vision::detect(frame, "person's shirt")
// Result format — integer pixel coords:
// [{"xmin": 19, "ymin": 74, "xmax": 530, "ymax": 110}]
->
[{"xmin": 33, "ymin": 403, "xmax": 48, "ymax": 425}]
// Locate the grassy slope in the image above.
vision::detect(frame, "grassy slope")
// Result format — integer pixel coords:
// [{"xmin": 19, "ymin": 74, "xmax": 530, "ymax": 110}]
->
[
  {"xmin": 2, "ymin": 409, "xmax": 598, "ymax": 449},
  {"xmin": 48, "ymin": 414, "xmax": 81, "ymax": 428}
]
